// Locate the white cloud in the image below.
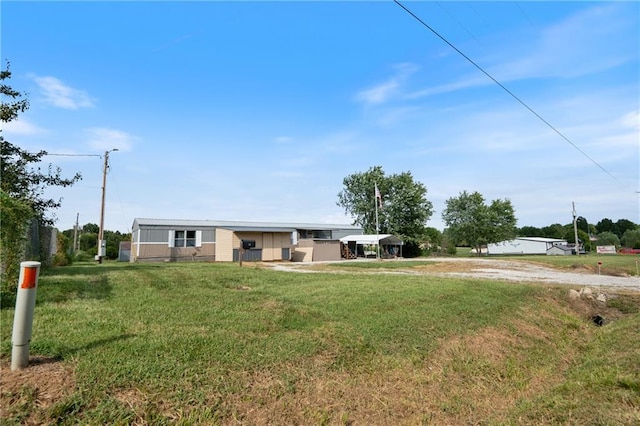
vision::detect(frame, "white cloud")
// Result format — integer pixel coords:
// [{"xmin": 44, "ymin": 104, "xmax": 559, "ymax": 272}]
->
[
  {"xmin": 274, "ymin": 136, "xmax": 293, "ymax": 144},
  {"xmin": 1, "ymin": 118, "xmax": 46, "ymax": 135},
  {"xmin": 356, "ymin": 79, "xmax": 399, "ymax": 105},
  {"xmin": 620, "ymin": 110, "xmax": 639, "ymax": 131},
  {"xmin": 493, "ymin": 5, "xmax": 635, "ymax": 81},
  {"xmin": 355, "ymin": 63, "xmax": 419, "ymax": 106},
  {"xmin": 405, "ymin": 74, "xmax": 488, "ymax": 100},
  {"xmin": 86, "ymin": 127, "xmax": 136, "ymax": 152},
  {"xmin": 405, "ymin": 4, "xmax": 637, "ymax": 100},
  {"xmin": 32, "ymin": 75, "xmax": 95, "ymax": 109}
]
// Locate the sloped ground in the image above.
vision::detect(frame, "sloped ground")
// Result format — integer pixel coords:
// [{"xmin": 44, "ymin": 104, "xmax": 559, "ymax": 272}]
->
[
  {"xmin": 270, "ymin": 257, "xmax": 640, "ymax": 291},
  {"xmin": 2, "ymin": 260, "xmax": 638, "ymax": 424},
  {"xmin": 2, "ymin": 291, "xmax": 637, "ymax": 425}
]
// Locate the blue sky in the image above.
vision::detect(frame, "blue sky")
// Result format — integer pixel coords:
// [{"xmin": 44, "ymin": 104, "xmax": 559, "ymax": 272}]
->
[{"xmin": 2, "ymin": 1, "xmax": 638, "ymax": 233}]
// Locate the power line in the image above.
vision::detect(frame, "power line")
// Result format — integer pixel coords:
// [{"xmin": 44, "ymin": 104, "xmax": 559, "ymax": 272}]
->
[
  {"xmin": 44, "ymin": 153, "xmax": 101, "ymax": 157},
  {"xmin": 393, "ymin": 0, "xmax": 619, "ymax": 183}
]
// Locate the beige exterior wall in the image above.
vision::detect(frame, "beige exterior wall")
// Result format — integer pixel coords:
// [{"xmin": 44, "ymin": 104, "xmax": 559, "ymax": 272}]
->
[
  {"xmin": 292, "ymin": 247, "xmax": 313, "ymax": 262},
  {"xmin": 296, "ymin": 239, "xmax": 341, "ymax": 261},
  {"xmin": 233, "ymin": 231, "xmax": 293, "ymax": 261},
  {"xmin": 215, "ymin": 228, "xmax": 235, "ymax": 262},
  {"xmin": 261, "ymin": 232, "xmax": 293, "ymax": 261},
  {"xmin": 311, "ymin": 240, "xmax": 341, "ymax": 261}
]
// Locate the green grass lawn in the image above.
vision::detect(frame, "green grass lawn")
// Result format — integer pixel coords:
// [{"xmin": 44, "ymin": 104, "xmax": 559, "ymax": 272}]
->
[{"xmin": 1, "ymin": 261, "xmax": 639, "ymax": 424}]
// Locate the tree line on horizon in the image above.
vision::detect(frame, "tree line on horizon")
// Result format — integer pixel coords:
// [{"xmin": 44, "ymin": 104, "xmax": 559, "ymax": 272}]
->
[{"xmin": 338, "ymin": 166, "xmax": 639, "ymax": 256}]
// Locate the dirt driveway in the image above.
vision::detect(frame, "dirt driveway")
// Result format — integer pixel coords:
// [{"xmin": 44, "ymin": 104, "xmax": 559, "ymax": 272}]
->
[{"xmin": 268, "ymin": 257, "xmax": 640, "ymax": 292}]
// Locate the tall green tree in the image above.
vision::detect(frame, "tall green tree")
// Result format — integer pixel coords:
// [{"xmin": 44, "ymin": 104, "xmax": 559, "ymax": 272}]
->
[
  {"xmin": 1, "ymin": 63, "xmax": 82, "ymax": 300},
  {"xmin": 518, "ymin": 226, "xmax": 543, "ymax": 237},
  {"xmin": 595, "ymin": 231, "xmax": 620, "ymax": 247},
  {"xmin": 337, "ymin": 166, "xmax": 433, "ymax": 256},
  {"xmin": 595, "ymin": 218, "xmax": 615, "ymax": 235},
  {"xmin": 614, "ymin": 219, "xmax": 638, "ymax": 239},
  {"xmin": 541, "ymin": 223, "xmax": 566, "ymax": 239},
  {"xmin": 1, "ymin": 144, "xmax": 82, "ymax": 225},
  {"xmin": 442, "ymin": 190, "xmax": 517, "ymax": 256},
  {"xmin": 621, "ymin": 229, "xmax": 640, "ymax": 249},
  {"xmin": 1, "ymin": 63, "xmax": 29, "ymax": 122}
]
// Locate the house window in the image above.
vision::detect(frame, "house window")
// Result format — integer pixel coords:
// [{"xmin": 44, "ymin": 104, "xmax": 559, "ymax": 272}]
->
[
  {"xmin": 312, "ymin": 230, "xmax": 332, "ymax": 239},
  {"xmin": 299, "ymin": 230, "xmax": 332, "ymax": 239},
  {"xmin": 174, "ymin": 230, "xmax": 197, "ymax": 247}
]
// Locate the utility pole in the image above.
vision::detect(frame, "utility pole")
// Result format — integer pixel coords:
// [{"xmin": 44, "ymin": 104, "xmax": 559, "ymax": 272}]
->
[
  {"xmin": 97, "ymin": 149, "xmax": 118, "ymax": 264},
  {"xmin": 73, "ymin": 213, "xmax": 79, "ymax": 254},
  {"xmin": 572, "ymin": 202, "xmax": 580, "ymax": 256}
]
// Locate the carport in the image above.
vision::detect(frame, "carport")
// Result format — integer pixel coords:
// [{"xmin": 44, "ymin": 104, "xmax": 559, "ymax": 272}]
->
[{"xmin": 339, "ymin": 234, "xmax": 404, "ymax": 259}]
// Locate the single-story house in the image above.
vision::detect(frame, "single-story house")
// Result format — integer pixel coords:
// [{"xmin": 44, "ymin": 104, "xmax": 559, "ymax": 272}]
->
[
  {"xmin": 487, "ymin": 237, "xmax": 567, "ymax": 256},
  {"xmin": 339, "ymin": 234, "xmax": 404, "ymax": 259},
  {"xmin": 130, "ymin": 218, "xmax": 362, "ymax": 263}
]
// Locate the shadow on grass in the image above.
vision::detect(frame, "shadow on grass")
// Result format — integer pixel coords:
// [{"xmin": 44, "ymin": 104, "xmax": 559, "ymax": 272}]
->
[
  {"xmin": 36, "ymin": 274, "xmax": 113, "ymax": 305},
  {"xmin": 34, "ymin": 263, "xmax": 168, "ymax": 306},
  {"xmin": 41, "ymin": 262, "xmax": 163, "ymax": 277},
  {"xmin": 66, "ymin": 333, "xmax": 136, "ymax": 355},
  {"xmin": 26, "ymin": 333, "xmax": 136, "ymax": 361}
]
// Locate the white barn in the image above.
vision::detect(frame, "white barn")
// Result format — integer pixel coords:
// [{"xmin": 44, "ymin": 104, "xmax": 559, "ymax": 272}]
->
[{"xmin": 487, "ymin": 237, "xmax": 567, "ymax": 255}]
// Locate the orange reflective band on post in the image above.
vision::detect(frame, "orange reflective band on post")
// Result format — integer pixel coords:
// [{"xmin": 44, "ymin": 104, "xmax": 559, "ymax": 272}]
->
[{"xmin": 20, "ymin": 267, "xmax": 37, "ymax": 289}]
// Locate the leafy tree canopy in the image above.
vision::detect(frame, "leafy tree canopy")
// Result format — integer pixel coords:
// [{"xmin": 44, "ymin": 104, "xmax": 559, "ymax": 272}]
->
[
  {"xmin": 1, "ymin": 63, "xmax": 82, "ymax": 226},
  {"xmin": 442, "ymin": 190, "xmax": 517, "ymax": 255},
  {"xmin": 518, "ymin": 226, "xmax": 543, "ymax": 237},
  {"xmin": 621, "ymin": 229, "xmax": 640, "ymax": 249},
  {"xmin": 615, "ymin": 219, "xmax": 638, "ymax": 238},
  {"xmin": 595, "ymin": 231, "xmax": 620, "ymax": 247},
  {"xmin": 337, "ymin": 165, "xmax": 433, "ymax": 245},
  {"xmin": 595, "ymin": 218, "xmax": 615, "ymax": 234},
  {"xmin": 0, "ymin": 64, "xmax": 28, "ymax": 122}
]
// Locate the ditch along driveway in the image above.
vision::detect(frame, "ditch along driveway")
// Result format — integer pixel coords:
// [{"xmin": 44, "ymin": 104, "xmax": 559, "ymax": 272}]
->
[{"xmin": 267, "ymin": 257, "xmax": 640, "ymax": 292}]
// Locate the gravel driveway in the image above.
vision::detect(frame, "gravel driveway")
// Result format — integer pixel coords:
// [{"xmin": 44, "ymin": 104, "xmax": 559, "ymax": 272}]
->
[
  {"xmin": 268, "ymin": 257, "xmax": 640, "ymax": 292},
  {"xmin": 429, "ymin": 258, "xmax": 640, "ymax": 291}
]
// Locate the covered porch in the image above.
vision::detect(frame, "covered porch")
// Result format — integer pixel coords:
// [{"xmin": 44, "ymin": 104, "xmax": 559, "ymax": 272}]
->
[{"xmin": 339, "ymin": 234, "xmax": 404, "ymax": 259}]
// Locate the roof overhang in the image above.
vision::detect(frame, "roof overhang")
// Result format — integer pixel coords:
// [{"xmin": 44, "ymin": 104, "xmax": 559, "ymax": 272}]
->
[
  {"xmin": 221, "ymin": 226, "xmax": 296, "ymax": 233},
  {"xmin": 339, "ymin": 234, "xmax": 404, "ymax": 245}
]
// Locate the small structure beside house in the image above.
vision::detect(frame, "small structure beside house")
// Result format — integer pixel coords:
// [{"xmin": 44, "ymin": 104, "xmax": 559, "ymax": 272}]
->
[
  {"xmin": 118, "ymin": 241, "xmax": 131, "ymax": 262},
  {"xmin": 130, "ymin": 218, "xmax": 362, "ymax": 263},
  {"xmin": 339, "ymin": 234, "xmax": 404, "ymax": 259},
  {"xmin": 487, "ymin": 237, "xmax": 568, "ymax": 256},
  {"xmin": 546, "ymin": 244, "xmax": 574, "ymax": 256}
]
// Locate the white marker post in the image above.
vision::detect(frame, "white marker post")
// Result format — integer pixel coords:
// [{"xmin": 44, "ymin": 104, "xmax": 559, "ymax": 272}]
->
[{"xmin": 11, "ymin": 261, "xmax": 41, "ymax": 371}]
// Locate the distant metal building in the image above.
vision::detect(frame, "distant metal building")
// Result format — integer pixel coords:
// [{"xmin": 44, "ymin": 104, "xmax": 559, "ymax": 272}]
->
[
  {"xmin": 487, "ymin": 237, "xmax": 567, "ymax": 255},
  {"xmin": 130, "ymin": 218, "xmax": 361, "ymax": 263}
]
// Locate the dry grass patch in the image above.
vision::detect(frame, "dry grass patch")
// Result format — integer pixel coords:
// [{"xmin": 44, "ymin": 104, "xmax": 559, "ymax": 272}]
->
[
  {"xmin": 204, "ymin": 292, "xmax": 604, "ymax": 425},
  {"xmin": 0, "ymin": 356, "xmax": 76, "ymax": 424}
]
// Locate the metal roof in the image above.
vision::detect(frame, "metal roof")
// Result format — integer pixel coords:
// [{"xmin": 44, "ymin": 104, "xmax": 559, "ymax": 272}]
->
[
  {"xmin": 220, "ymin": 226, "xmax": 296, "ymax": 233},
  {"xmin": 514, "ymin": 237, "xmax": 567, "ymax": 243},
  {"xmin": 132, "ymin": 218, "xmax": 361, "ymax": 232},
  {"xmin": 339, "ymin": 234, "xmax": 404, "ymax": 245}
]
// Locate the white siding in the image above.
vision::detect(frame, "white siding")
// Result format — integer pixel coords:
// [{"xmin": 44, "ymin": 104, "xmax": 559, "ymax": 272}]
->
[{"xmin": 488, "ymin": 238, "xmax": 566, "ymax": 255}]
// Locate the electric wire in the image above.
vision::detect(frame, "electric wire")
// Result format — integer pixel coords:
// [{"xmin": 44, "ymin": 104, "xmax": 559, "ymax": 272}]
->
[
  {"xmin": 393, "ymin": 0, "xmax": 619, "ymax": 183},
  {"xmin": 435, "ymin": 2, "xmax": 482, "ymax": 47},
  {"xmin": 44, "ymin": 153, "xmax": 101, "ymax": 157}
]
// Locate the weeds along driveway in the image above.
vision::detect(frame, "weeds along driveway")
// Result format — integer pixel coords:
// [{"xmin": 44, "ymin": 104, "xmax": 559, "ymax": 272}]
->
[{"xmin": 267, "ymin": 257, "xmax": 640, "ymax": 292}]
